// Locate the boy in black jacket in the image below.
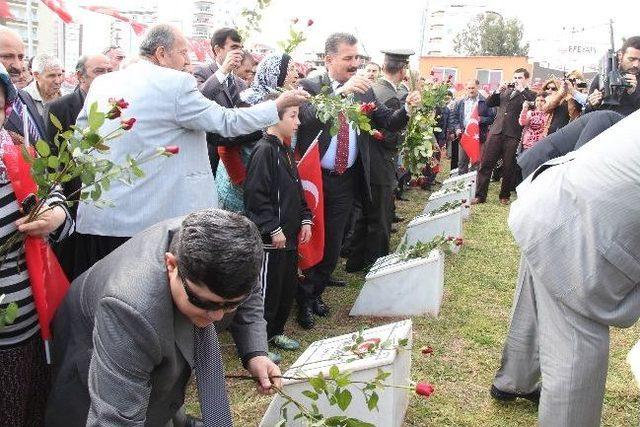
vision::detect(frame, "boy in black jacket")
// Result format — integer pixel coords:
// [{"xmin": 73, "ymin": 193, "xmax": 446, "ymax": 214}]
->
[{"xmin": 244, "ymin": 101, "xmax": 312, "ymax": 363}]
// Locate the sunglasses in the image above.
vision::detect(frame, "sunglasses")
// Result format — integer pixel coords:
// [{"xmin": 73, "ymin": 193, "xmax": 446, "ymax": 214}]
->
[
  {"xmin": 182, "ymin": 278, "xmax": 247, "ymax": 312},
  {"xmin": 545, "ymin": 86, "xmax": 558, "ymax": 91},
  {"xmin": 576, "ymin": 82, "xmax": 588, "ymax": 88}
]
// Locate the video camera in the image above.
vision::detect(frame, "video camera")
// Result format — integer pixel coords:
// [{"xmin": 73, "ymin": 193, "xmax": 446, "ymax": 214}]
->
[{"xmin": 598, "ymin": 49, "xmax": 631, "ymax": 105}]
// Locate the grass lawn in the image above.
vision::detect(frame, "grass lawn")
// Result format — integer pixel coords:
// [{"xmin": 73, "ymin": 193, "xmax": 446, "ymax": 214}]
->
[{"xmin": 187, "ymin": 169, "xmax": 640, "ymax": 426}]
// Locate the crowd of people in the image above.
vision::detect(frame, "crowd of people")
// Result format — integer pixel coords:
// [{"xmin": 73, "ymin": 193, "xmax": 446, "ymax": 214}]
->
[{"xmin": 0, "ymin": 19, "xmax": 638, "ymax": 427}]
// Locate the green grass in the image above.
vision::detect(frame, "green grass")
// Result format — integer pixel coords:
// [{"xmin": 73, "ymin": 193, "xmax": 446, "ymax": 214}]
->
[{"xmin": 187, "ymin": 169, "xmax": 640, "ymax": 426}]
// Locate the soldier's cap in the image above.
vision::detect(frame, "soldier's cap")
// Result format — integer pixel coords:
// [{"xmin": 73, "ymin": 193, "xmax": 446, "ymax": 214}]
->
[{"xmin": 380, "ymin": 49, "xmax": 415, "ymax": 63}]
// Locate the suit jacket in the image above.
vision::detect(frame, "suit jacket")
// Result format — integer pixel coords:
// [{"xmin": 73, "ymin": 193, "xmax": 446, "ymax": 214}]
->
[
  {"xmin": 74, "ymin": 60, "xmax": 279, "ymax": 237},
  {"xmin": 449, "ymin": 94, "xmax": 495, "ymax": 143},
  {"xmin": 510, "ymin": 109, "xmax": 640, "ymax": 328},
  {"xmin": 487, "ymin": 87, "xmax": 536, "ymax": 139},
  {"xmin": 46, "ymin": 216, "xmax": 268, "ymax": 426},
  {"xmin": 370, "ymin": 79, "xmax": 404, "ymax": 186},
  {"xmin": 3, "ymin": 89, "xmax": 47, "ymax": 139},
  {"xmin": 295, "ymin": 74, "xmax": 409, "ymax": 196},
  {"xmin": 44, "ymin": 86, "xmax": 85, "ymax": 141}
]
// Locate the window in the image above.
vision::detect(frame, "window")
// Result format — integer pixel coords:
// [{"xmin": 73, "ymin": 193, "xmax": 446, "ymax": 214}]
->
[
  {"xmin": 476, "ymin": 69, "xmax": 502, "ymax": 91},
  {"xmin": 432, "ymin": 67, "xmax": 457, "ymax": 83}
]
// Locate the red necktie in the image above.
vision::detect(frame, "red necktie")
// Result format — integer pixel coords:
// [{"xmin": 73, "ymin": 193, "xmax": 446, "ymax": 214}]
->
[{"xmin": 334, "ymin": 112, "xmax": 350, "ymax": 174}]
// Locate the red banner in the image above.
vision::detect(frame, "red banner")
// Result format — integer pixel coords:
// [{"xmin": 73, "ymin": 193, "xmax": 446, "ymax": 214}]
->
[
  {"xmin": 297, "ymin": 140, "xmax": 324, "ymax": 270},
  {"xmin": 459, "ymin": 105, "xmax": 481, "ymax": 164},
  {"xmin": 81, "ymin": 5, "xmax": 147, "ymax": 36},
  {"xmin": 40, "ymin": 0, "xmax": 73, "ymax": 24},
  {"xmin": 0, "ymin": 0, "xmax": 13, "ymax": 19}
]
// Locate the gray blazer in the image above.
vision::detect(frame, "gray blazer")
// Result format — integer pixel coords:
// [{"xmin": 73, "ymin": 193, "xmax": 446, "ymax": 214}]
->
[
  {"xmin": 510, "ymin": 110, "xmax": 640, "ymax": 328},
  {"xmin": 75, "ymin": 60, "xmax": 279, "ymax": 237},
  {"xmin": 46, "ymin": 216, "xmax": 268, "ymax": 426}
]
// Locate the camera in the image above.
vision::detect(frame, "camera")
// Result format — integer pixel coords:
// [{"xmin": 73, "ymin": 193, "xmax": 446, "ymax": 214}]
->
[
  {"xmin": 526, "ymin": 101, "xmax": 536, "ymax": 110},
  {"xmin": 507, "ymin": 82, "xmax": 516, "ymax": 89}
]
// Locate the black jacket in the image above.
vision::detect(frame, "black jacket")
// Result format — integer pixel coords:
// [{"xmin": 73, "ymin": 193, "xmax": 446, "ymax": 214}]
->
[
  {"xmin": 4, "ymin": 89, "xmax": 46, "ymax": 139},
  {"xmin": 244, "ymin": 133, "xmax": 312, "ymax": 250},
  {"xmin": 44, "ymin": 86, "xmax": 85, "ymax": 142},
  {"xmin": 585, "ymin": 74, "xmax": 640, "ymax": 117},
  {"xmin": 487, "ymin": 87, "xmax": 537, "ymax": 139}
]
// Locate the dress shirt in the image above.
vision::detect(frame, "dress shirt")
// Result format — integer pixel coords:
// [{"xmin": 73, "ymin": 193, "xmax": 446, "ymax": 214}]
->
[
  {"xmin": 214, "ymin": 61, "xmax": 229, "ymax": 85},
  {"xmin": 463, "ymin": 96, "xmax": 479, "ymax": 127},
  {"xmin": 320, "ymin": 79, "xmax": 358, "ymax": 170}
]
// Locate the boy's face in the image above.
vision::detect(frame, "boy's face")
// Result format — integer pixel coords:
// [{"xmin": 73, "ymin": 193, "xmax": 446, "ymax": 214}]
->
[{"xmin": 276, "ymin": 106, "xmax": 300, "ymax": 139}]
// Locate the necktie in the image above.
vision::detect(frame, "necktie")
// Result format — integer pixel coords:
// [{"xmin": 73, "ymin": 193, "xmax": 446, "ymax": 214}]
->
[
  {"xmin": 334, "ymin": 112, "xmax": 350, "ymax": 174},
  {"xmin": 194, "ymin": 325, "xmax": 233, "ymax": 427},
  {"xmin": 11, "ymin": 99, "xmax": 41, "ymax": 144},
  {"xmin": 226, "ymin": 75, "xmax": 237, "ymax": 97}
]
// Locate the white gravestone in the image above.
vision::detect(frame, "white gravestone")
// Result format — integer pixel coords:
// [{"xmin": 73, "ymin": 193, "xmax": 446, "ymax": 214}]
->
[
  {"xmin": 349, "ymin": 250, "xmax": 444, "ymax": 317},
  {"xmin": 424, "ymin": 187, "xmax": 470, "ymax": 219},
  {"xmin": 449, "ymin": 168, "xmax": 459, "ymax": 178},
  {"xmin": 443, "ymin": 171, "xmax": 477, "ymax": 202},
  {"xmin": 400, "ymin": 207, "xmax": 463, "ymax": 252},
  {"xmin": 260, "ymin": 320, "xmax": 413, "ymax": 427}
]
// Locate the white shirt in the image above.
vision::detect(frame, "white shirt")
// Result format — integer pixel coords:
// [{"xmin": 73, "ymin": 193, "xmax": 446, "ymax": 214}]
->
[
  {"xmin": 320, "ymin": 79, "xmax": 358, "ymax": 170},
  {"xmin": 463, "ymin": 96, "xmax": 479, "ymax": 127},
  {"xmin": 214, "ymin": 61, "xmax": 229, "ymax": 85}
]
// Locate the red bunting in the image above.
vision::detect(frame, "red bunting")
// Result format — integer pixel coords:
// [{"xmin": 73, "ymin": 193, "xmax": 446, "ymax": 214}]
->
[
  {"xmin": 40, "ymin": 0, "xmax": 73, "ymax": 24},
  {"xmin": 80, "ymin": 5, "xmax": 147, "ymax": 36},
  {"xmin": 297, "ymin": 140, "xmax": 325, "ymax": 270},
  {"xmin": 0, "ymin": 0, "xmax": 13, "ymax": 19}
]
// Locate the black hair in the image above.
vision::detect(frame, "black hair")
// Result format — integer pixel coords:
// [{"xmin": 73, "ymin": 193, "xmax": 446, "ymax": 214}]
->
[
  {"xmin": 514, "ymin": 68, "xmax": 530, "ymax": 79},
  {"xmin": 211, "ymin": 27, "xmax": 242, "ymax": 50},
  {"xmin": 621, "ymin": 36, "xmax": 640, "ymax": 55},
  {"xmin": 277, "ymin": 54, "xmax": 292, "ymax": 88},
  {"xmin": 325, "ymin": 32, "xmax": 357, "ymax": 55},
  {"xmin": 172, "ymin": 209, "xmax": 263, "ymax": 299},
  {"xmin": 383, "ymin": 59, "xmax": 405, "ymax": 74}
]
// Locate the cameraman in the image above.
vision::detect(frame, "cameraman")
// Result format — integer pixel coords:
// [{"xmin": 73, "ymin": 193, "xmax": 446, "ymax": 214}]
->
[{"xmin": 586, "ymin": 36, "xmax": 640, "ymax": 116}]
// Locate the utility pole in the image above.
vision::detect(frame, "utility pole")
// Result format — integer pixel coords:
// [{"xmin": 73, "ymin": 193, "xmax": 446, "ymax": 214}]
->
[{"xmin": 26, "ymin": 0, "xmax": 33, "ymax": 57}]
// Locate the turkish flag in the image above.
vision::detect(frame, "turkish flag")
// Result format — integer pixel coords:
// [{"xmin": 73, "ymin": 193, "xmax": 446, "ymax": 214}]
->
[
  {"xmin": 80, "ymin": 5, "xmax": 147, "ymax": 36},
  {"xmin": 459, "ymin": 105, "xmax": 481, "ymax": 163},
  {"xmin": 297, "ymin": 140, "xmax": 324, "ymax": 270},
  {"xmin": 0, "ymin": 0, "xmax": 13, "ymax": 19},
  {"xmin": 40, "ymin": 0, "xmax": 73, "ymax": 23}
]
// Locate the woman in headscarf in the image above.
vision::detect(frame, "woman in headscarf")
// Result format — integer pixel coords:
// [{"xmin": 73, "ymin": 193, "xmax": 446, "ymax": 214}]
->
[
  {"xmin": 216, "ymin": 52, "xmax": 299, "ymax": 213},
  {"xmin": 0, "ymin": 63, "xmax": 73, "ymax": 426}
]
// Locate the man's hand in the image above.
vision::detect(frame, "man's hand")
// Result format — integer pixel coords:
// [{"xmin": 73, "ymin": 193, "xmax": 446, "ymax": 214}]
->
[
  {"xmin": 405, "ymin": 91, "xmax": 422, "ymax": 109},
  {"xmin": 275, "ymin": 89, "xmax": 310, "ymax": 114},
  {"xmin": 220, "ymin": 49, "xmax": 243, "ymax": 75},
  {"xmin": 299, "ymin": 224, "xmax": 312, "ymax": 245},
  {"xmin": 16, "ymin": 204, "xmax": 66, "ymax": 238},
  {"xmin": 497, "ymin": 81, "xmax": 510, "ymax": 92},
  {"xmin": 335, "ymin": 75, "xmax": 372, "ymax": 96},
  {"xmin": 587, "ymin": 89, "xmax": 603, "ymax": 107},
  {"xmin": 455, "ymin": 128, "xmax": 462, "ymax": 137},
  {"xmin": 271, "ymin": 230, "xmax": 286, "ymax": 249},
  {"xmin": 624, "ymin": 73, "xmax": 638, "ymax": 94},
  {"xmin": 247, "ymin": 355, "xmax": 282, "ymax": 396}
]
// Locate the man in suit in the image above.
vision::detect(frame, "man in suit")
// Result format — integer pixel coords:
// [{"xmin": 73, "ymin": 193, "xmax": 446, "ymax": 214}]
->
[
  {"xmin": 72, "ymin": 24, "xmax": 308, "ymax": 277},
  {"xmin": 194, "ymin": 27, "xmax": 253, "ymax": 176},
  {"xmin": 44, "ymin": 54, "xmax": 113, "ymax": 280},
  {"xmin": 491, "ymin": 110, "xmax": 640, "ymax": 426},
  {"xmin": 0, "ymin": 26, "xmax": 46, "ymax": 142},
  {"xmin": 46, "ymin": 209, "xmax": 280, "ymax": 427},
  {"xmin": 449, "ymin": 79, "xmax": 495, "ymax": 174},
  {"xmin": 473, "ymin": 68, "xmax": 536, "ymax": 204},
  {"xmin": 346, "ymin": 49, "xmax": 414, "ymax": 273},
  {"xmin": 294, "ymin": 33, "xmax": 421, "ymax": 328}
]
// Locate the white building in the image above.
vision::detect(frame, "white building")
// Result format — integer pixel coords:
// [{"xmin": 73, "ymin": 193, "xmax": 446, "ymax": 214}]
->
[{"xmin": 2, "ymin": 0, "xmax": 41, "ymax": 57}]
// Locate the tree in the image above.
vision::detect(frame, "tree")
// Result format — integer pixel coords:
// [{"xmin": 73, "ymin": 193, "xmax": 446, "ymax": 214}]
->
[{"xmin": 453, "ymin": 13, "xmax": 529, "ymax": 56}]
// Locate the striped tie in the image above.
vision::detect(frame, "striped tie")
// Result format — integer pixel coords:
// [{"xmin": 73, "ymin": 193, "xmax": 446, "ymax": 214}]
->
[
  {"xmin": 11, "ymin": 99, "xmax": 41, "ymax": 143},
  {"xmin": 194, "ymin": 324, "xmax": 233, "ymax": 427}
]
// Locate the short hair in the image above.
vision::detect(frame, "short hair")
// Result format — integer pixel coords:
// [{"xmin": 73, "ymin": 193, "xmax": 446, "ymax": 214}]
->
[
  {"xmin": 383, "ymin": 59, "xmax": 405, "ymax": 74},
  {"xmin": 620, "ymin": 36, "xmax": 640, "ymax": 55},
  {"xmin": 514, "ymin": 67, "xmax": 530, "ymax": 79},
  {"xmin": 240, "ymin": 49, "xmax": 257, "ymax": 64},
  {"xmin": 139, "ymin": 24, "xmax": 177, "ymax": 57},
  {"xmin": 325, "ymin": 32, "xmax": 357, "ymax": 55},
  {"xmin": 466, "ymin": 79, "xmax": 480, "ymax": 86},
  {"xmin": 32, "ymin": 54, "xmax": 62, "ymax": 74},
  {"xmin": 102, "ymin": 46, "xmax": 121, "ymax": 55},
  {"xmin": 172, "ymin": 209, "xmax": 264, "ymax": 299},
  {"xmin": 76, "ymin": 55, "xmax": 89, "ymax": 76},
  {"xmin": 537, "ymin": 91, "xmax": 548, "ymax": 98},
  {"xmin": 211, "ymin": 27, "xmax": 241, "ymax": 49},
  {"xmin": 366, "ymin": 61, "xmax": 380, "ymax": 70}
]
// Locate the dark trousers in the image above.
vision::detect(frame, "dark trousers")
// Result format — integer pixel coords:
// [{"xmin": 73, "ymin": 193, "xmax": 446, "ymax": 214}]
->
[
  {"xmin": 74, "ymin": 233, "xmax": 130, "ymax": 278},
  {"xmin": 450, "ymin": 138, "xmax": 459, "ymax": 170},
  {"xmin": 475, "ymin": 133, "xmax": 520, "ymax": 201},
  {"xmin": 261, "ymin": 249, "xmax": 298, "ymax": 338},
  {"xmin": 207, "ymin": 141, "xmax": 219, "ymax": 177},
  {"xmin": 298, "ymin": 166, "xmax": 359, "ymax": 302},
  {"xmin": 346, "ymin": 183, "xmax": 393, "ymax": 269}
]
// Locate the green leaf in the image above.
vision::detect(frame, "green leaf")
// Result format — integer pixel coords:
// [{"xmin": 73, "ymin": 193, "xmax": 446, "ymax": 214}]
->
[
  {"xmin": 35, "ymin": 140, "xmax": 51, "ymax": 157},
  {"xmin": 329, "ymin": 365, "xmax": 340, "ymax": 379},
  {"xmin": 132, "ymin": 164, "xmax": 145, "ymax": 178},
  {"xmin": 345, "ymin": 419, "xmax": 375, "ymax": 427},
  {"xmin": 90, "ymin": 183, "xmax": 102, "ymax": 201},
  {"xmin": 302, "ymin": 390, "xmax": 319, "ymax": 401},
  {"xmin": 88, "ymin": 102, "xmax": 105, "ymax": 130},
  {"xmin": 309, "ymin": 375, "xmax": 326, "ymax": 393},
  {"xmin": 336, "ymin": 389, "xmax": 352, "ymax": 411},
  {"xmin": 49, "ymin": 112, "xmax": 63, "ymax": 131},
  {"xmin": 47, "ymin": 156, "xmax": 59, "ymax": 169},
  {"xmin": 398, "ymin": 338, "xmax": 409, "ymax": 347},
  {"xmin": 4, "ymin": 302, "xmax": 18, "ymax": 324},
  {"xmin": 367, "ymin": 391, "xmax": 379, "ymax": 411},
  {"xmin": 325, "ymin": 416, "xmax": 348, "ymax": 426}
]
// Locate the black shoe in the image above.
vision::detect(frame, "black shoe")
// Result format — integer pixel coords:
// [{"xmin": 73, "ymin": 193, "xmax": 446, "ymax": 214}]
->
[
  {"xmin": 312, "ymin": 297, "xmax": 330, "ymax": 317},
  {"xmin": 490, "ymin": 385, "xmax": 540, "ymax": 404},
  {"xmin": 396, "ymin": 195, "xmax": 409, "ymax": 201},
  {"xmin": 392, "ymin": 215, "xmax": 405, "ymax": 223},
  {"xmin": 327, "ymin": 277, "xmax": 347, "ymax": 287},
  {"xmin": 185, "ymin": 415, "xmax": 204, "ymax": 427},
  {"xmin": 391, "ymin": 227, "xmax": 398, "ymax": 234},
  {"xmin": 297, "ymin": 303, "xmax": 315, "ymax": 329},
  {"xmin": 345, "ymin": 261, "xmax": 366, "ymax": 273}
]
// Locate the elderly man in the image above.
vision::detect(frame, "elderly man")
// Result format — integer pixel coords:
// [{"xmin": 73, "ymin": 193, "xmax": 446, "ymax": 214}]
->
[
  {"xmin": 72, "ymin": 23, "xmax": 307, "ymax": 274},
  {"xmin": 491, "ymin": 110, "xmax": 640, "ymax": 426},
  {"xmin": 24, "ymin": 53, "xmax": 64, "ymax": 117},
  {"xmin": 45, "ymin": 54, "xmax": 113, "ymax": 279},
  {"xmin": 46, "ymin": 209, "xmax": 278, "ymax": 427},
  {"xmin": 236, "ymin": 50, "xmax": 257, "ymax": 86},
  {"xmin": 0, "ymin": 26, "xmax": 45, "ymax": 140},
  {"xmin": 103, "ymin": 45, "xmax": 126, "ymax": 70}
]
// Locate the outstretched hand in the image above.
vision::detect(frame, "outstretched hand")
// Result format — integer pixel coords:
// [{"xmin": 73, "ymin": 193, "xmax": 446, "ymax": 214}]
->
[
  {"xmin": 246, "ymin": 355, "xmax": 282, "ymax": 396},
  {"xmin": 275, "ymin": 89, "xmax": 310, "ymax": 114}
]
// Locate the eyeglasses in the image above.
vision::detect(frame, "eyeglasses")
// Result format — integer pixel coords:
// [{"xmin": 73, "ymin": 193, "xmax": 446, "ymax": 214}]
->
[
  {"xmin": 545, "ymin": 86, "xmax": 558, "ymax": 91},
  {"xmin": 576, "ymin": 82, "xmax": 588, "ymax": 88},
  {"xmin": 182, "ymin": 276, "xmax": 247, "ymax": 312}
]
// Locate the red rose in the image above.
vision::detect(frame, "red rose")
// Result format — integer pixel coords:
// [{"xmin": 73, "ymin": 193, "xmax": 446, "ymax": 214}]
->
[
  {"xmin": 356, "ymin": 338, "xmax": 381, "ymax": 353},
  {"xmin": 359, "ymin": 102, "xmax": 376, "ymax": 115},
  {"xmin": 415, "ymin": 382, "xmax": 434, "ymax": 398},
  {"xmin": 291, "ymin": 17, "xmax": 299, "ymax": 24},
  {"xmin": 121, "ymin": 118, "xmax": 136, "ymax": 130},
  {"xmin": 446, "ymin": 236, "xmax": 454, "ymax": 242},
  {"xmin": 429, "ymin": 70, "xmax": 435, "ymax": 76},
  {"xmin": 307, "ymin": 19, "xmax": 314, "ymax": 26},
  {"xmin": 371, "ymin": 130, "xmax": 384, "ymax": 141},
  {"xmin": 105, "ymin": 107, "xmax": 122, "ymax": 120},
  {"xmin": 461, "ymin": 199, "xmax": 467, "ymax": 203},
  {"xmin": 164, "ymin": 145, "xmax": 179, "ymax": 155},
  {"xmin": 115, "ymin": 98, "xmax": 129, "ymax": 109},
  {"xmin": 454, "ymin": 237, "xmax": 464, "ymax": 247},
  {"xmin": 420, "ymin": 346, "xmax": 433, "ymax": 356}
]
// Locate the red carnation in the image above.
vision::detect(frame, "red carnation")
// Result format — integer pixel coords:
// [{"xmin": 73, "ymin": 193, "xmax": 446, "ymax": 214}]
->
[
  {"xmin": 415, "ymin": 382, "xmax": 435, "ymax": 398},
  {"xmin": 420, "ymin": 346, "xmax": 433, "ymax": 356},
  {"xmin": 454, "ymin": 237, "xmax": 464, "ymax": 247},
  {"xmin": 307, "ymin": 19, "xmax": 314, "ymax": 26},
  {"xmin": 164, "ymin": 145, "xmax": 179, "ymax": 155},
  {"xmin": 291, "ymin": 17, "xmax": 299, "ymax": 24},
  {"xmin": 121, "ymin": 118, "xmax": 136, "ymax": 131},
  {"xmin": 371, "ymin": 130, "xmax": 384, "ymax": 141},
  {"xmin": 115, "ymin": 98, "xmax": 129, "ymax": 109},
  {"xmin": 105, "ymin": 106, "xmax": 122, "ymax": 120},
  {"xmin": 359, "ymin": 102, "xmax": 376, "ymax": 115}
]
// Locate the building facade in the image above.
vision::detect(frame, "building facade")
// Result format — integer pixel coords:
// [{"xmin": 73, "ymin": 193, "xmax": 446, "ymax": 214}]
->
[{"xmin": 2, "ymin": 0, "xmax": 41, "ymax": 56}]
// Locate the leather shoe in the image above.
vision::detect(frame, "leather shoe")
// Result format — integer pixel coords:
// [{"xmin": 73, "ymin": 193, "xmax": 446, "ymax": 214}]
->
[
  {"xmin": 499, "ymin": 198, "xmax": 510, "ymax": 205},
  {"xmin": 392, "ymin": 215, "xmax": 405, "ymax": 223},
  {"xmin": 490, "ymin": 385, "xmax": 540, "ymax": 404},
  {"xmin": 396, "ymin": 195, "xmax": 409, "ymax": 201},
  {"xmin": 312, "ymin": 297, "xmax": 330, "ymax": 317},
  {"xmin": 185, "ymin": 415, "xmax": 204, "ymax": 427},
  {"xmin": 297, "ymin": 303, "xmax": 315, "ymax": 329},
  {"xmin": 327, "ymin": 277, "xmax": 347, "ymax": 287},
  {"xmin": 391, "ymin": 226, "xmax": 398, "ymax": 234},
  {"xmin": 470, "ymin": 197, "xmax": 484, "ymax": 205}
]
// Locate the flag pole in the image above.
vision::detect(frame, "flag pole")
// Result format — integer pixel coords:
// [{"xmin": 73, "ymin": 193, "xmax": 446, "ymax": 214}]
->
[{"xmin": 26, "ymin": 0, "xmax": 33, "ymax": 57}]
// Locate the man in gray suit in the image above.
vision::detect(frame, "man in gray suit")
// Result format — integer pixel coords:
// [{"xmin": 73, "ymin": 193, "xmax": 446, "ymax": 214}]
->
[
  {"xmin": 491, "ymin": 110, "xmax": 640, "ymax": 426},
  {"xmin": 73, "ymin": 24, "xmax": 308, "ymax": 276},
  {"xmin": 47, "ymin": 209, "xmax": 279, "ymax": 426}
]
